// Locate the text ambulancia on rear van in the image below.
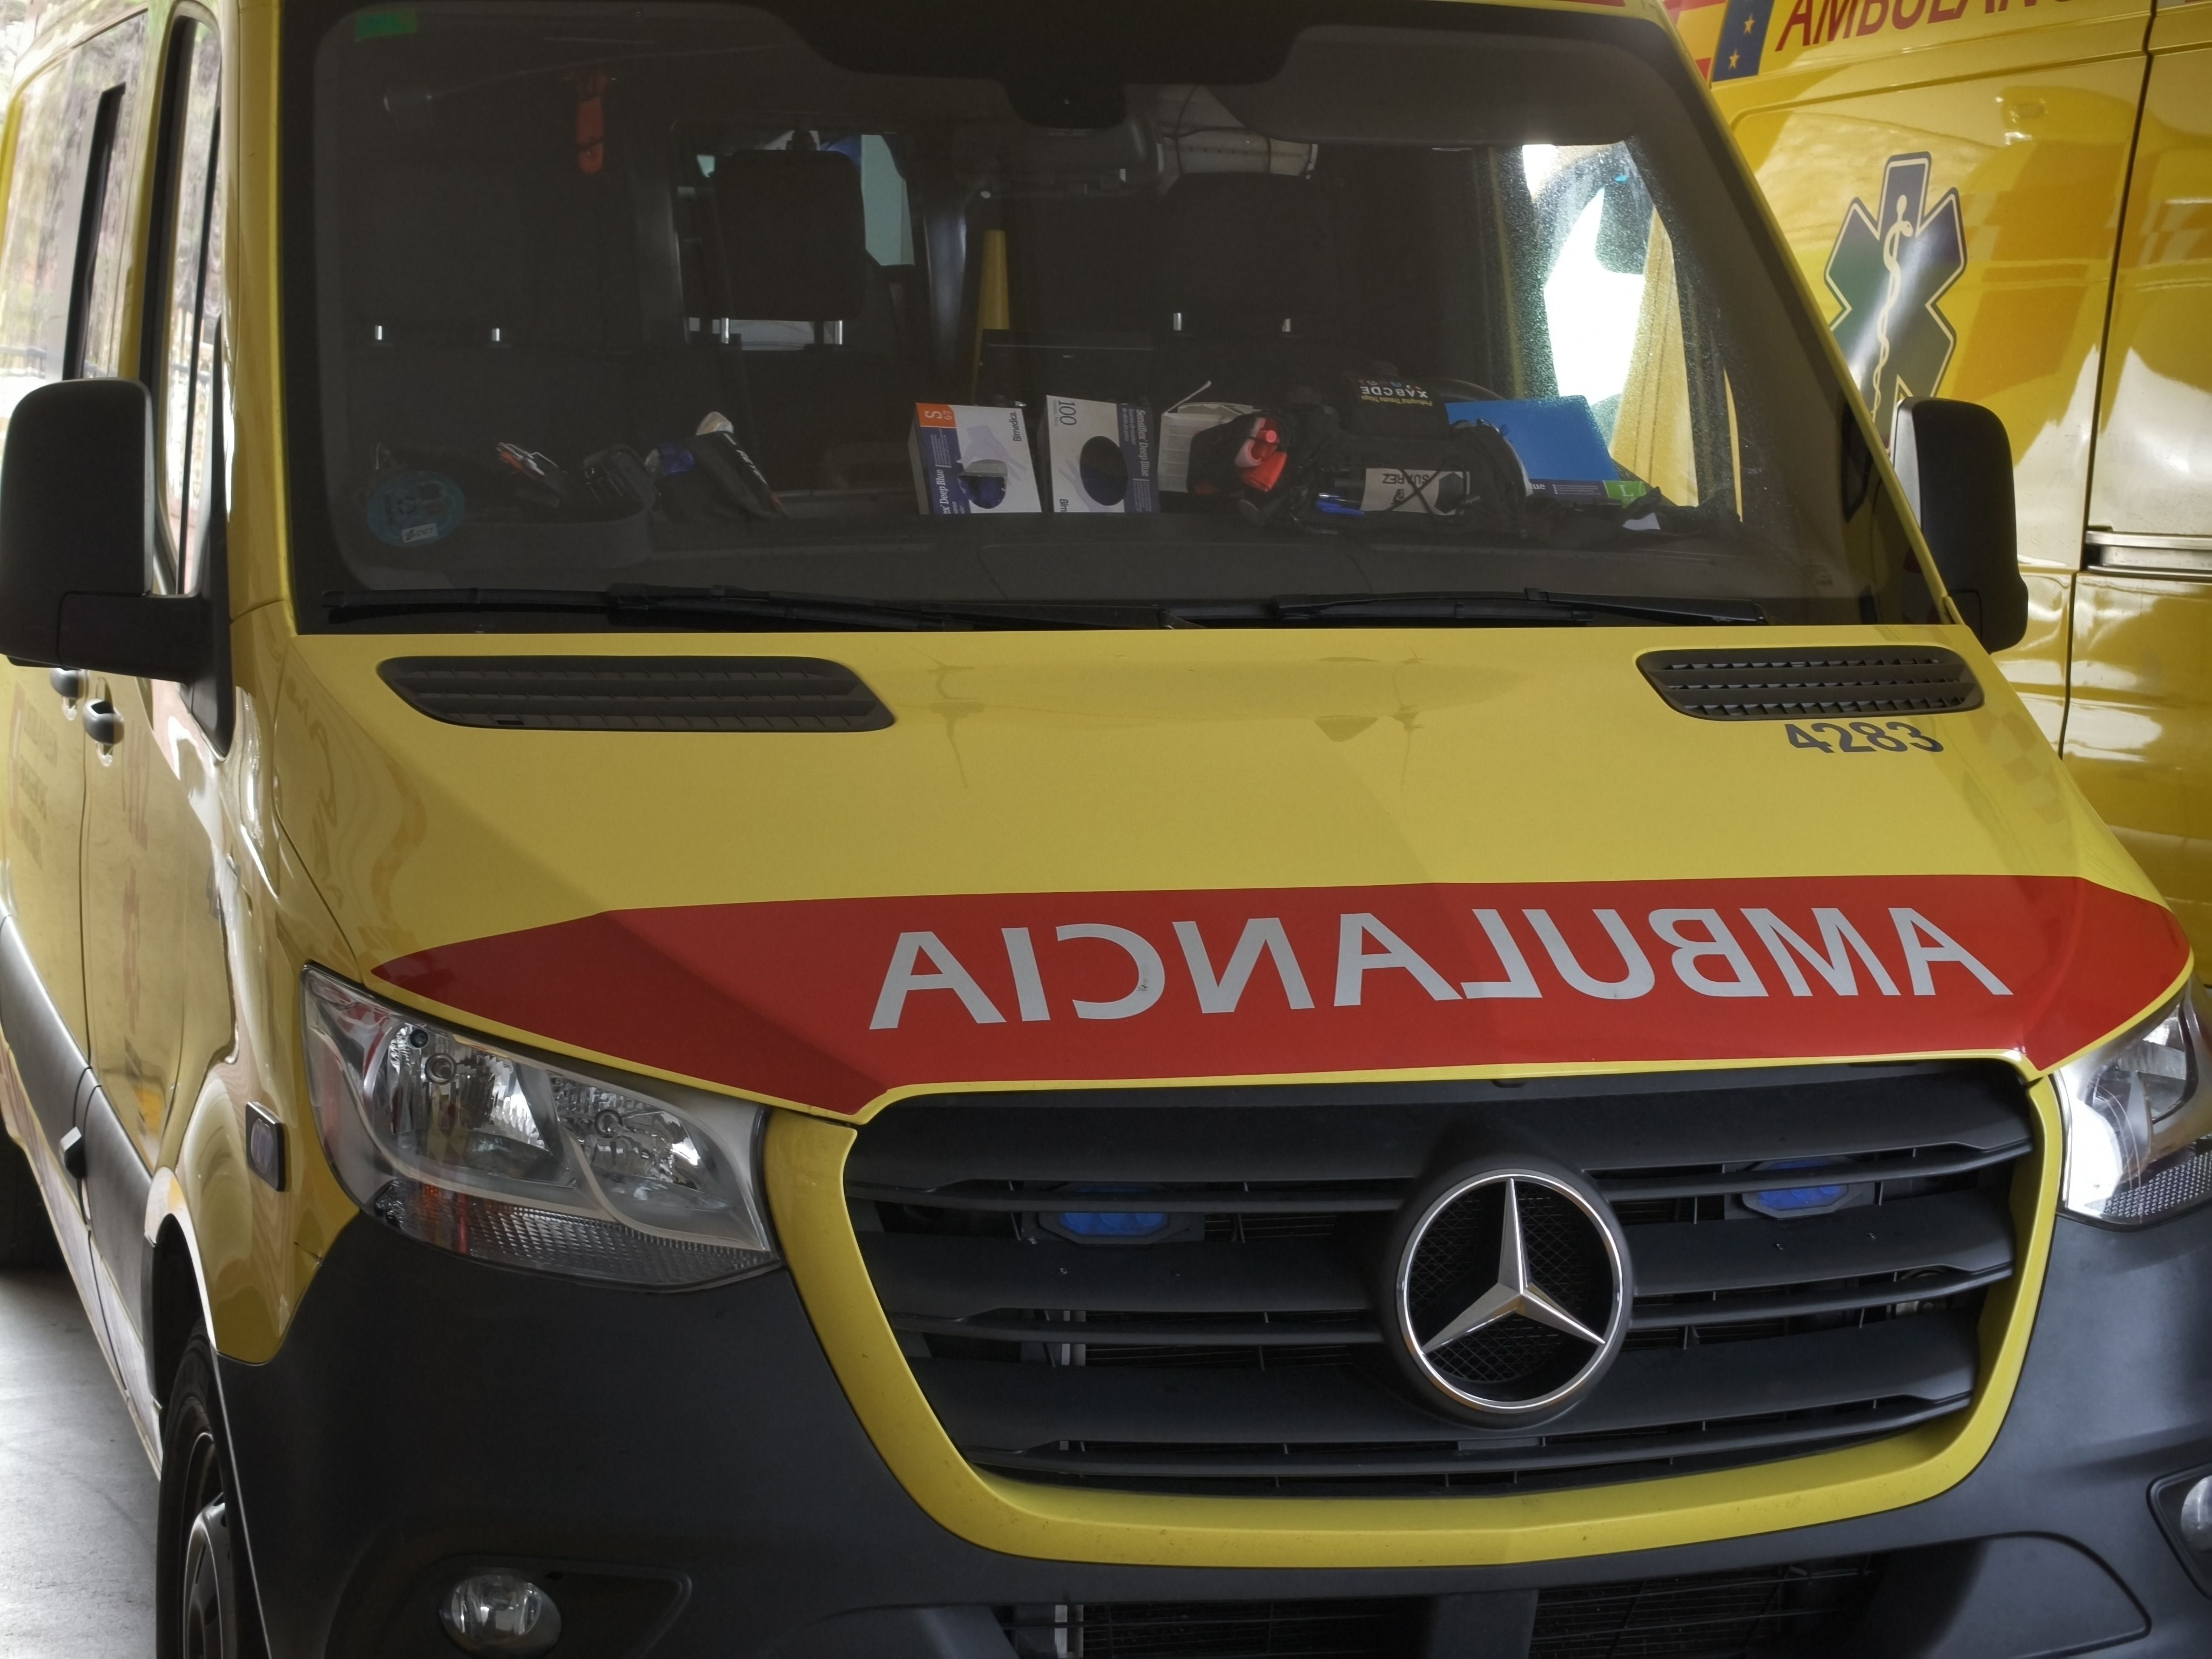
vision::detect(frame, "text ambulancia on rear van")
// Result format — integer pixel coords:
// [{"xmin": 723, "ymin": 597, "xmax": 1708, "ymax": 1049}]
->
[{"xmin": 0, "ymin": 0, "xmax": 2206, "ymax": 1653}]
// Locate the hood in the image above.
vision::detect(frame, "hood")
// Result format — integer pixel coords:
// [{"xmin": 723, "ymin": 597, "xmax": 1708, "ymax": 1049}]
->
[{"xmin": 274, "ymin": 625, "xmax": 2188, "ymax": 1115}]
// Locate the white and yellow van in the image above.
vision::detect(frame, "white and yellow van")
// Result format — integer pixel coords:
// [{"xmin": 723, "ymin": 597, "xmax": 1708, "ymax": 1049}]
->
[
  {"xmin": 0, "ymin": 0, "xmax": 2208, "ymax": 1654},
  {"xmin": 1675, "ymin": 0, "xmax": 2212, "ymax": 972}
]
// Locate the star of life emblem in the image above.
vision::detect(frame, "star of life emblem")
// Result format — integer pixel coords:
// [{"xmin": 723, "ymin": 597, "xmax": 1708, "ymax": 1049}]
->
[{"xmin": 1824, "ymin": 153, "xmax": 1968, "ymax": 440}]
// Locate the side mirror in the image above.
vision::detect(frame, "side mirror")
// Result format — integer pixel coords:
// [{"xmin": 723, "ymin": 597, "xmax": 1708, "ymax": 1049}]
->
[
  {"xmin": 1891, "ymin": 397, "xmax": 2029, "ymax": 654},
  {"xmin": 0, "ymin": 377, "xmax": 211, "ymax": 682}
]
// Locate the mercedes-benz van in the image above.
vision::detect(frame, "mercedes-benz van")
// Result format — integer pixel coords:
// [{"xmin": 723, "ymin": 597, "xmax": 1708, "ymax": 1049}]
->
[
  {"xmin": 1, "ymin": 0, "xmax": 2209, "ymax": 1654},
  {"xmin": 1672, "ymin": 0, "xmax": 2212, "ymax": 977}
]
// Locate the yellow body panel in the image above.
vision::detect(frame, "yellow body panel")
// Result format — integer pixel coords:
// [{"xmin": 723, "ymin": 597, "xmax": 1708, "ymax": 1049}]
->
[
  {"xmin": 2089, "ymin": 28, "xmax": 2212, "ymax": 537},
  {"xmin": 1699, "ymin": 0, "xmax": 2212, "ymax": 970},
  {"xmin": 2069, "ymin": 575, "xmax": 2212, "ymax": 960},
  {"xmin": 2062, "ymin": 8, "xmax": 2212, "ymax": 966}
]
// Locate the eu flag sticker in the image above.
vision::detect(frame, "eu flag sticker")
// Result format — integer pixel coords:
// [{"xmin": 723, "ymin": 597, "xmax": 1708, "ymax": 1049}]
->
[{"xmin": 1709, "ymin": 0, "xmax": 1777, "ymax": 80}]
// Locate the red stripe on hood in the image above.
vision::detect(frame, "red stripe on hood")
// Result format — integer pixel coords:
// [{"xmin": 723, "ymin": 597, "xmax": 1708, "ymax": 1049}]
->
[{"xmin": 375, "ymin": 875, "xmax": 2187, "ymax": 1114}]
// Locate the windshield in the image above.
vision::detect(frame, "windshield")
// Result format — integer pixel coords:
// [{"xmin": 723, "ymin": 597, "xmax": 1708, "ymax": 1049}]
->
[{"xmin": 292, "ymin": 0, "xmax": 1924, "ymax": 630}]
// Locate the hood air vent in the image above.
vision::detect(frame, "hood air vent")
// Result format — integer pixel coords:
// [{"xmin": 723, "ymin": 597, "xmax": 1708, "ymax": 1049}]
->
[
  {"xmin": 1640, "ymin": 646, "xmax": 1982, "ymax": 721},
  {"xmin": 379, "ymin": 657, "xmax": 893, "ymax": 732}
]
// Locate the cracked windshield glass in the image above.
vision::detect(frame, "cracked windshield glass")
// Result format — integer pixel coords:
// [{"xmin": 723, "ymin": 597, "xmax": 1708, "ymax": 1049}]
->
[{"xmin": 301, "ymin": 0, "xmax": 1924, "ymax": 628}]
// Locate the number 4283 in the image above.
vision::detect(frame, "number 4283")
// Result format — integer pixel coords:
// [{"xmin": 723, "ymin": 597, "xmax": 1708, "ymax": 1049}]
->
[{"xmin": 1785, "ymin": 720, "xmax": 1944, "ymax": 754}]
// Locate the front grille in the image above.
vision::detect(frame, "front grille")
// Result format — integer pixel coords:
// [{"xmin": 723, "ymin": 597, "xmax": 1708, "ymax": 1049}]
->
[
  {"xmin": 992, "ymin": 1558, "xmax": 1880, "ymax": 1657},
  {"xmin": 1638, "ymin": 648, "xmax": 1981, "ymax": 720},
  {"xmin": 999, "ymin": 1600, "xmax": 1420, "ymax": 1658},
  {"xmin": 845, "ymin": 1065, "xmax": 2032, "ymax": 1496},
  {"xmin": 378, "ymin": 656, "xmax": 892, "ymax": 731},
  {"xmin": 1530, "ymin": 1557, "xmax": 1881, "ymax": 1658}
]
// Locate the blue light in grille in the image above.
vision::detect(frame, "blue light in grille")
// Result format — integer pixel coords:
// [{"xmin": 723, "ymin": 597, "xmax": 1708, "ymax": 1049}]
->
[
  {"xmin": 1053, "ymin": 1208, "xmax": 1170, "ymax": 1238},
  {"xmin": 1744, "ymin": 1157, "xmax": 1856, "ymax": 1218},
  {"xmin": 1049, "ymin": 1184, "xmax": 1169, "ymax": 1240}
]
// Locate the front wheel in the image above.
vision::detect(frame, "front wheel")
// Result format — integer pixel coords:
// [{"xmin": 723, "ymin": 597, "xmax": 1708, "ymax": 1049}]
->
[{"xmin": 158, "ymin": 1332, "xmax": 265, "ymax": 1659}]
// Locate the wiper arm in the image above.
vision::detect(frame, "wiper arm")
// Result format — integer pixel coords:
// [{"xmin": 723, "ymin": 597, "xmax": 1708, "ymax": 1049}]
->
[
  {"xmin": 610, "ymin": 584, "xmax": 1155, "ymax": 630},
  {"xmin": 1168, "ymin": 590, "xmax": 1766, "ymax": 627},
  {"xmin": 322, "ymin": 585, "xmax": 1152, "ymax": 631},
  {"xmin": 325, "ymin": 588, "xmax": 608, "ymax": 623},
  {"xmin": 322, "ymin": 585, "xmax": 1762, "ymax": 630}
]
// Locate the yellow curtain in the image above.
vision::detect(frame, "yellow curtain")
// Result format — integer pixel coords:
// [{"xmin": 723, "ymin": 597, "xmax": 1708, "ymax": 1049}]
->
[{"xmin": 1608, "ymin": 212, "xmax": 1698, "ymax": 507}]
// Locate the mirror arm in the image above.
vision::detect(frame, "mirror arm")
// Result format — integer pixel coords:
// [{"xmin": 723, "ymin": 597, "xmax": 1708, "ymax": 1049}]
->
[{"xmin": 56, "ymin": 593, "xmax": 213, "ymax": 684}]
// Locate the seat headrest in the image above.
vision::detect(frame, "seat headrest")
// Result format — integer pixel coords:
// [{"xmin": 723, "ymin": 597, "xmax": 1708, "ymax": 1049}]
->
[
  {"xmin": 711, "ymin": 150, "xmax": 868, "ymax": 322},
  {"xmin": 1159, "ymin": 173, "xmax": 1332, "ymax": 336}
]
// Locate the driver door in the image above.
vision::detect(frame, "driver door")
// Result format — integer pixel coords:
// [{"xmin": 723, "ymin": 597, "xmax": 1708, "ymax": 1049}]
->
[
  {"xmin": 77, "ymin": 12, "xmax": 231, "ymax": 1433},
  {"xmin": 0, "ymin": 17, "xmax": 149, "ymax": 1327}
]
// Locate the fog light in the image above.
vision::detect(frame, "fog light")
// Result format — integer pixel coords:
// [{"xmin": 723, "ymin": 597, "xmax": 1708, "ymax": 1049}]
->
[
  {"xmin": 2181, "ymin": 1478, "xmax": 2212, "ymax": 1553},
  {"xmin": 440, "ymin": 1572, "xmax": 561, "ymax": 1655}
]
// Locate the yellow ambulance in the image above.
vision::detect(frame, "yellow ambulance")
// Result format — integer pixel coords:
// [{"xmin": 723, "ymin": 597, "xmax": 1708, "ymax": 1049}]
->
[
  {"xmin": 1675, "ymin": 0, "xmax": 2212, "ymax": 970},
  {"xmin": 1, "ymin": 0, "xmax": 2210, "ymax": 1653}
]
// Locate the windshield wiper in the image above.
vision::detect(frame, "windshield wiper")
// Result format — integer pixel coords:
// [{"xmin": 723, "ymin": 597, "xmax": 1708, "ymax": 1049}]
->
[
  {"xmin": 1166, "ymin": 590, "xmax": 1766, "ymax": 626},
  {"xmin": 323, "ymin": 585, "xmax": 1763, "ymax": 631},
  {"xmin": 321, "ymin": 585, "xmax": 1154, "ymax": 631}
]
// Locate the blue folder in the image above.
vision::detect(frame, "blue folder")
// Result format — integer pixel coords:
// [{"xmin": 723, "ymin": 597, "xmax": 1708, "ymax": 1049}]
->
[{"xmin": 1443, "ymin": 395, "xmax": 1621, "ymax": 484}]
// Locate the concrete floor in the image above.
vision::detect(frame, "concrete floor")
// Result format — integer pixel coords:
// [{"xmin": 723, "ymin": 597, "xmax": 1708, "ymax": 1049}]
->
[{"xmin": 0, "ymin": 1266, "xmax": 156, "ymax": 1659}]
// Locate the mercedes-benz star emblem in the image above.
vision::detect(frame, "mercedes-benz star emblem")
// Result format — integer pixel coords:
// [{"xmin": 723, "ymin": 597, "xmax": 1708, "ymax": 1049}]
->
[{"xmin": 1392, "ymin": 1163, "xmax": 1629, "ymax": 1418}]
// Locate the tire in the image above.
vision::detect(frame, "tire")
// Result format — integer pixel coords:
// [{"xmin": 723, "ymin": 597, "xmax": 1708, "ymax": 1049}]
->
[
  {"xmin": 158, "ymin": 1332, "xmax": 267, "ymax": 1659},
  {"xmin": 0, "ymin": 1129, "xmax": 59, "ymax": 1268}
]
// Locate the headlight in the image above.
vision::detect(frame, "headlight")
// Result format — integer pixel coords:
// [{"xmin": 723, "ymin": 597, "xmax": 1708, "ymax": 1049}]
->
[
  {"xmin": 302, "ymin": 968, "xmax": 777, "ymax": 1285},
  {"xmin": 2056, "ymin": 983, "xmax": 2212, "ymax": 1227}
]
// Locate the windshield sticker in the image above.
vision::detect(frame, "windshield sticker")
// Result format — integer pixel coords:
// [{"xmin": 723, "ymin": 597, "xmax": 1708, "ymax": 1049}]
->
[
  {"xmin": 1826, "ymin": 155, "xmax": 1966, "ymax": 437},
  {"xmin": 376, "ymin": 875, "xmax": 2186, "ymax": 1115},
  {"xmin": 365, "ymin": 470, "xmax": 465, "ymax": 548}
]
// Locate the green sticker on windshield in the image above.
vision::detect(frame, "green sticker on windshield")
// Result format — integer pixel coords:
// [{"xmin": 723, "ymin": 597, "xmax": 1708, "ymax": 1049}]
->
[
  {"xmin": 1603, "ymin": 480, "xmax": 1652, "ymax": 505},
  {"xmin": 354, "ymin": 8, "xmax": 419, "ymax": 39}
]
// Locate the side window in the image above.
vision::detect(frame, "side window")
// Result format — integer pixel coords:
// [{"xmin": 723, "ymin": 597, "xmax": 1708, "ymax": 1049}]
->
[
  {"xmin": 851, "ymin": 134, "xmax": 913, "ymax": 267},
  {"xmin": 0, "ymin": 18, "xmax": 149, "ymax": 435},
  {"xmin": 0, "ymin": 68, "xmax": 80, "ymax": 424},
  {"xmin": 149, "ymin": 17, "xmax": 223, "ymax": 592}
]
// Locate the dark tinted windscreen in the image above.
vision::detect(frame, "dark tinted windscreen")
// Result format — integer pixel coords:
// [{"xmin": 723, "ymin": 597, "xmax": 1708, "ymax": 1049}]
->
[{"xmin": 300, "ymin": 2, "xmax": 1919, "ymax": 626}]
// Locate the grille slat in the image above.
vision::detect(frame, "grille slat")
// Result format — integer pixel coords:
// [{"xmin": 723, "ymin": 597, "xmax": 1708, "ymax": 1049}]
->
[
  {"xmin": 979, "ymin": 1398, "xmax": 1961, "ymax": 1482},
  {"xmin": 896, "ymin": 1314, "xmax": 1386, "ymax": 1347},
  {"xmin": 1000, "ymin": 1599, "xmax": 1418, "ymax": 1659},
  {"xmin": 927, "ymin": 1315, "xmax": 1977, "ymax": 1459},
  {"xmin": 853, "ymin": 1183, "xmax": 1402, "ymax": 1215},
  {"xmin": 379, "ymin": 655, "xmax": 893, "ymax": 731},
  {"xmin": 861, "ymin": 1236, "xmax": 1369, "ymax": 1318},
  {"xmin": 851, "ymin": 1067, "xmax": 2027, "ymax": 1185},
  {"xmin": 1595, "ymin": 1139, "xmax": 2024, "ymax": 1201},
  {"xmin": 1628, "ymin": 1263, "xmax": 2009, "ymax": 1331},
  {"xmin": 1530, "ymin": 1557, "xmax": 1881, "ymax": 1658},
  {"xmin": 1639, "ymin": 646, "xmax": 1982, "ymax": 720},
  {"xmin": 847, "ymin": 1064, "xmax": 2032, "ymax": 1496},
  {"xmin": 1629, "ymin": 1191, "xmax": 2012, "ymax": 1297}
]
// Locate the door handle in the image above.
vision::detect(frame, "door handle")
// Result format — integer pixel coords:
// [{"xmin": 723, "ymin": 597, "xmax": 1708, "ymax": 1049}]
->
[
  {"xmin": 82, "ymin": 699, "xmax": 122, "ymax": 747},
  {"xmin": 58, "ymin": 1125, "xmax": 85, "ymax": 1182},
  {"xmin": 48, "ymin": 667, "xmax": 84, "ymax": 702}
]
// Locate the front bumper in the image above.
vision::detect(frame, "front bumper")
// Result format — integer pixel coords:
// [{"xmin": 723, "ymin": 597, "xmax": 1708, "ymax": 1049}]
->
[{"xmin": 223, "ymin": 1198, "xmax": 2212, "ymax": 1658}]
